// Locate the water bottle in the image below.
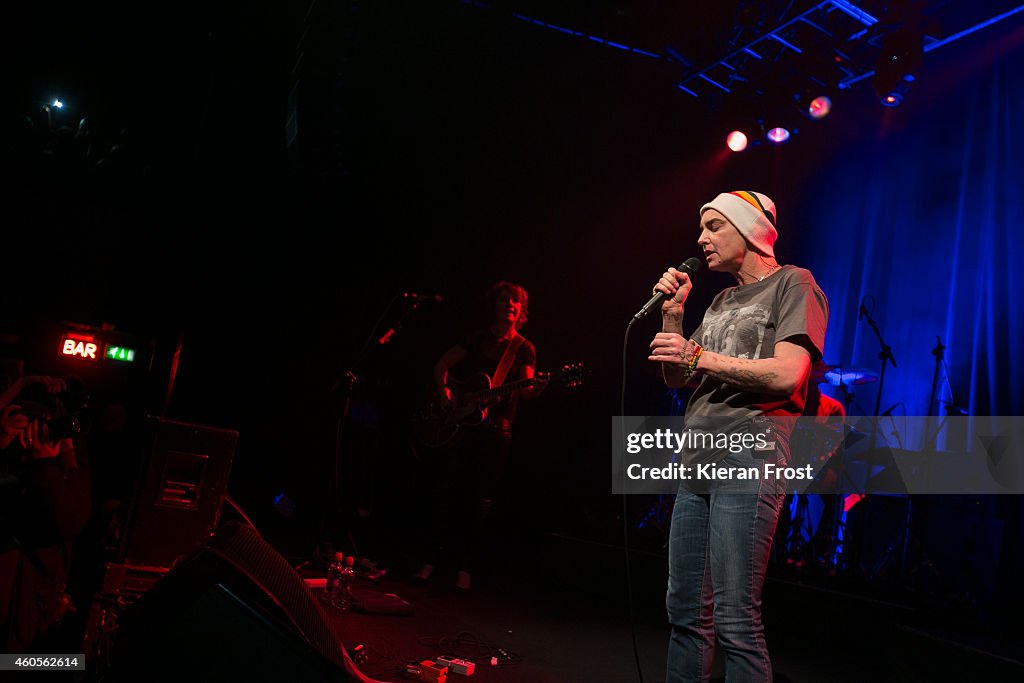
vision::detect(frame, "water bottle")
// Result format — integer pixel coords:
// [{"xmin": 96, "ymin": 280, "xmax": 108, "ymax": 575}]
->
[
  {"xmin": 337, "ymin": 555, "xmax": 356, "ymax": 612},
  {"xmin": 326, "ymin": 552, "xmax": 345, "ymax": 607}
]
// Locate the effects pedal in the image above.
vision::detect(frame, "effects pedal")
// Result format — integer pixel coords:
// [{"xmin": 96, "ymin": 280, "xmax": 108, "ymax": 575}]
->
[
  {"xmin": 404, "ymin": 660, "xmax": 448, "ymax": 682},
  {"xmin": 436, "ymin": 656, "xmax": 475, "ymax": 676}
]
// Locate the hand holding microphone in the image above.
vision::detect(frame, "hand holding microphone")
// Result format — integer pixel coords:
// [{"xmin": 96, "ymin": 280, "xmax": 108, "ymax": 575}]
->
[
  {"xmin": 657, "ymin": 267, "xmax": 694, "ymax": 312},
  {"xmin": 634, "ymin": 257, "xmax": 704, "ymax": 320}
]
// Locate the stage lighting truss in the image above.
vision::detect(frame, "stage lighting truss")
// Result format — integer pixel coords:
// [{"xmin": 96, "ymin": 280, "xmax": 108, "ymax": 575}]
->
[
  {"xmin": 669, "ymin": 1, "xmax": 1024, "ymax": 109},
  {"xmin": 466, "ymin": 1, "xmax": 1024, "ymax": 119},
  {"xmin": 665, "ymin": 1, "xmax": 1024, "ymax": 145},
  {"xmin": 673, "ymin": 1, "xmax": 879, "ymax": 102},
  {"xmin": 841, "ymin": 2, "xmax": 1024, "ymax": 98}
]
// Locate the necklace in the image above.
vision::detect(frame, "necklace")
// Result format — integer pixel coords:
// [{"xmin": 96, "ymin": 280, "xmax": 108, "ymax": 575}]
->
[{"xmin": 759, "ymin": 265, "xmax": 779, "ymax": 282}]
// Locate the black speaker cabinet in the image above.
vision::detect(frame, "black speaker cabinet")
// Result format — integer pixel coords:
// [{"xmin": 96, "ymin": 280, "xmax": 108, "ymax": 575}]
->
[
  {"xmin": 106, "ymin": 521, "xmax": 378, "ymax": 682},
  {"xmin": 119, "ymin": 417, "xmax": 239, "ymax": 568}
]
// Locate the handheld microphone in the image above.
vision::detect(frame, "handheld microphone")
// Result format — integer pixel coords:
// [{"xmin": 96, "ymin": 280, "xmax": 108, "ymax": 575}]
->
[
  {"xmin": 633, "ymin": 257, "xmax": 704, "ymax": 321},
  {"xmin": 403, "ymin": 292, "xmax": 442, "ymax": 303}
]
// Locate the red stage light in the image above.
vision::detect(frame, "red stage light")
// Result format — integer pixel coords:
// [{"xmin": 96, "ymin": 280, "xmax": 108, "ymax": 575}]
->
[{"xmin": 808, "ymin": 96, "xmax": 832, "ymax": 119}]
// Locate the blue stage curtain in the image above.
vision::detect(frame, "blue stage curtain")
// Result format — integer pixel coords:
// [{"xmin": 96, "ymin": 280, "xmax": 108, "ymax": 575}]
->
[{"xmin": 797, "ymin": 45, "xmax": 1024, "ymax": 425}]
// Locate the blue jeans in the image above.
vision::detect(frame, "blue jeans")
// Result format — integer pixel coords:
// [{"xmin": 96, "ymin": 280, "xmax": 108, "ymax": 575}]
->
[{"xmin": 665, "ymin": 447, "xmax": 788, "ymax": 683}]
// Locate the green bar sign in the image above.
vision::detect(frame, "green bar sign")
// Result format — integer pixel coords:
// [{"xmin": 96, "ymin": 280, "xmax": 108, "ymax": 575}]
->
[{"xmin": 105, "ymin": 345, "xmax": 136, "ymax": 363}]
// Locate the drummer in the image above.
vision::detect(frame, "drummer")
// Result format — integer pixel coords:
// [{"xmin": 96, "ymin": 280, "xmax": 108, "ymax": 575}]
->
[{"xmin": 778, "ymin": 365, "xmax": 847, "ymax": 568}]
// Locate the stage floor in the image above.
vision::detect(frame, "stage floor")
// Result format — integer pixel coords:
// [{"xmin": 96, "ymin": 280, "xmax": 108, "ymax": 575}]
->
[{"xmin": 308, "ymin": 533, "xmax": 1024, "ymax": 683}]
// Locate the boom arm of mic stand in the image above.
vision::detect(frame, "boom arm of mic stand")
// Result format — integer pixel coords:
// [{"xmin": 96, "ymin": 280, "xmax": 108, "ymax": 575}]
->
[
  {"xmin": 859, "ymin": 302, "xmax": 898, "ymax": 367},
  {"xmin": 924, "ymin": 336, "xmax": 945, "ymax": 451},
  {"xmin": 859, "ymin": 305, "xmax": 897, "ymax": 448}
]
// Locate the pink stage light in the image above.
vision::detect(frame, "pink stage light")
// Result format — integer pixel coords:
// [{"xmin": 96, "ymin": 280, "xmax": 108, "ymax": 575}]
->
[{"xmin": 766, "ymin": 127, "xmax": 790, "ymax": 144}]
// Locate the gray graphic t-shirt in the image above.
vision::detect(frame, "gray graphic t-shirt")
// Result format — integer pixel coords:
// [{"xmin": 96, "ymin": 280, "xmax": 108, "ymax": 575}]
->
[{"xmin": 685, "ymin": 265, "xmax": 829, "ymax": 423}]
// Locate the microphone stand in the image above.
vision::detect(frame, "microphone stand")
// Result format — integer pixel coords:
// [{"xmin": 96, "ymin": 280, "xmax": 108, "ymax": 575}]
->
[
  {"xmin": 321, "ymin": 295, "xmax": 424, "ymax": 564},
  {"xmin": 859, "ymin": 301, "xmax": 914, "ymax": 586},
  {"xmin": 902, "ymin": 336, "xmax": 946, "ymax": 594},
  {"xmin": 859, "ymin": 302, "xmax": 897, "ymax": 451},
  {"xmin": 924, "ymin": 336, "xmax": 945, "ymax": 452},
  {"xmin": 925, "ymin": 335, "xmax": 946, "ymax": 454}
]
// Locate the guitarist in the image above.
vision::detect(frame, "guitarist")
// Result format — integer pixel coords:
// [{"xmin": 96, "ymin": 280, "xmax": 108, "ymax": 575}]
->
[{"xmin": 416, "ymin": 281, "xmax": 547, "ymax": 590}]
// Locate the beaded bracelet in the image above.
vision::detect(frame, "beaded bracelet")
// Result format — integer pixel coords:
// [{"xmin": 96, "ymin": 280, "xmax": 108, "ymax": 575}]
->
[{"xmin": 687, "ymin": 343, "xmax": 703, "ymax": 374}]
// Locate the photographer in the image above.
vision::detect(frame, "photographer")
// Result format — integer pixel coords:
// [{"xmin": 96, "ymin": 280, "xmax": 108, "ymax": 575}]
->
[{"xmin": 0, "ymin": 376, "xmax": 91, "ymax": 653}]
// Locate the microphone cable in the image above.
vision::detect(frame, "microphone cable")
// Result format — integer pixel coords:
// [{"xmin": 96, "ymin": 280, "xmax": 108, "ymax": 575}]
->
[{"xmin": 620, "ymin": 317, "xmax": 646, "ymax": 683}]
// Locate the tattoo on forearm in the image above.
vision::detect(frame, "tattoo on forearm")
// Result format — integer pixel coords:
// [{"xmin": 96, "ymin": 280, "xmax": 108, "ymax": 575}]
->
[{"xmin": 713, "ymin": 367, "xmax": 778, "ymax": 391}]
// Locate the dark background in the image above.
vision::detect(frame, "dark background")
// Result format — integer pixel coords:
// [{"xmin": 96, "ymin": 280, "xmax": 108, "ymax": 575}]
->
[
  {"xmin": 4, "ymin": 2, "xmax": 1024, "ymax": 624},
  {"xmin": 1, "ymin": 0, "xmax": 761, "ymax": 552}
]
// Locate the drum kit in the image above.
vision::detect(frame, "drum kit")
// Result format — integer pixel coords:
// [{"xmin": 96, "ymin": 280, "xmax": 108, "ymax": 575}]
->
[
  {"xmin": 781, "ymin": 361, "xmax": 881, "ymax": 574},
  {"xmin": 810, "ymin": 362, "xmax": 879, "ymax": 412},
  {"xmin": 783, "ymin": 307, "xmax": 960, "ymax": 586}
]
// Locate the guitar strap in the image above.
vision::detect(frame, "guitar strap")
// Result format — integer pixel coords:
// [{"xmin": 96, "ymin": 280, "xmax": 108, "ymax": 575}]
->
[{"xmin": 490, "ymin": 334, "xmax": 524, "ymax": 389}]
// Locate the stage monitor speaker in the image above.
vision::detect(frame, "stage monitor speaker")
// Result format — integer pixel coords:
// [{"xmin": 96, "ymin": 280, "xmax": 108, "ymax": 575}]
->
[
  {"xmin": 107, "ymin": 521, "xmax": 382, "ymax": 682},
  {"xmin": 119, "ymin": 416, "xmax": 238, "ymax": 568}
]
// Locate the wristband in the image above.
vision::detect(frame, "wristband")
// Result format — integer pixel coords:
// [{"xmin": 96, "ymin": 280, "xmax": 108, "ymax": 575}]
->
[{"xmin": 688, "ymin": 343, "xmax": 703, "ymax": 373}]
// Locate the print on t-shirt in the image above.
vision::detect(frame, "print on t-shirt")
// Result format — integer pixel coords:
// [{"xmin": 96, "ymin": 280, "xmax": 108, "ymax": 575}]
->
[{"xmin": 698, "ymin": 303, "xmax": 772, "ymax": 360}]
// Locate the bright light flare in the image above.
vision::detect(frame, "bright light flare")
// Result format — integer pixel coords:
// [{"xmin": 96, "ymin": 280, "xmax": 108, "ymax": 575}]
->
[
  {"xmin": 726, "ymin": 131, "xmax": 748, "ymax": 152},
  {"xmin": 766, "ymin": 127, "xmax": 790, "ymax": 144}
]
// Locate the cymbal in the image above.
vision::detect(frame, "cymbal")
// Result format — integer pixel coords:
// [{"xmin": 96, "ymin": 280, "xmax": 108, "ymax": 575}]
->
[
  {"xmin": 822, "ymin": 367, "xmax": 879, "ymax": 386},
  {"xmin": 809, "ymin": 362, "xmax": 837, "ymax": 383}
]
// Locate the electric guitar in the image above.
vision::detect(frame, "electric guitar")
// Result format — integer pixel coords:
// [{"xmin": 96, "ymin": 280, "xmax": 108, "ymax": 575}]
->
[{"xmin": 413, "ymin": 362, "xmax": 586, "ymax": 449}]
